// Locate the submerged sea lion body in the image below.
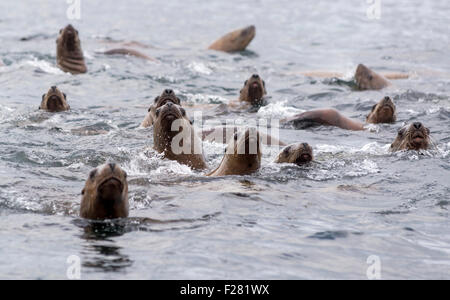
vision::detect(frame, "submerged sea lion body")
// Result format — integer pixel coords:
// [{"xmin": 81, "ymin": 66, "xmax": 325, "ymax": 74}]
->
[
  {"xmin": 208, "ymin": 25, "xmax": 256, "ymax": 53},
  {"xmin": 153, "ymin": 102, "xmax": 207, "ymax": 170},
  {"xmin": 208, "ymin": 128, "xmax": 262, "ymax": 177},
  {"xmin": 284, "ymin": 96, "xmax": 396, "ymax": 131},
  {"xmin": 56, "ymin": 24, "xmax": 87, "ymax": 74},
  {"xmin": 103, "ymin": 48, "xmax": 155, "ymax": 61},
  {"xmin": 275, "ymin": 143, "xmax": 314, "ymax": 165},
  {"xmin": 39, "ymin": 86, "xmax": 70, "ymax": 112},
  {"xmin": 390, "ymin": 122, "xmax": 431, "ymax": 152},
  {"xmin": 141, "ymin": 89, "xmax": 182, "ymax": 128},
  {"xmin": 80, "ymin": 163, "xmax": 129, "ymax": 220}
]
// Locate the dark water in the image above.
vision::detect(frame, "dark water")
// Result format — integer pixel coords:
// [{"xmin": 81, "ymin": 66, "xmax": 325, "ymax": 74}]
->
[{"xmin": 0, "ymin": 0, "xmax": 449, "ymax": 279}]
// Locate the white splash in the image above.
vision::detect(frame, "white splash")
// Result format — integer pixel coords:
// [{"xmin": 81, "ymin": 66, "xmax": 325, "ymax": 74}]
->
[
  {"xmin": 24, "ymin": 58, "xmax": 64, "ymax": 74},
  {"xmin": 257, "ymin": 100, "xmax": 304, "ymax": 119},
  {"xmin": 187, "ymin": 61, "xmax": 213, "ymax": 75}
]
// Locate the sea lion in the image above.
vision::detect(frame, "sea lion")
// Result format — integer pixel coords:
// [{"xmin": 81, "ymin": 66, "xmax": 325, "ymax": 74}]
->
[
  {"xmin": 284, "ymin": 96, "xmax": 396, "ymax": 131},
  {"xmin": 275, "ymin": 143, "xmax": 314, "ymax": 165},
  {"xmin": 239, "ymin": 74, "xmax": 267, "ymax": 106},
  {"xmin": 141, "ymin": 89, "xmax": 182, "ymax": 128},
  {"xmin": 208, "ymin": 128, "xmax": 262, "ymax": 176},
  {"xmin": 103, "ymin": 48, "xmax": 155, "ymax": 61},
  {"xmin": 208, "ymin": 25, "xmax": 256, "ymax": 53},
  {"xmin": 390, "ymin": 122, "xmax": 431, "ymax": 152},
  {"xmin": 355, "ymin": 64, "xmax": 391, "ymax": 90},
  {"xmin": 80, "ymin": 163, "xmax": 129, "ymax": 220},
  {"xmin": 153, "ymin": 102, "xmax": 207, "ymax": 170},
  {"xmin": 39, "ymin": 86, "xmax": 70, "ymax": 112},
  {"xmin": 56, "ymin": 24, "xmax": 87, "ymax": 74}
]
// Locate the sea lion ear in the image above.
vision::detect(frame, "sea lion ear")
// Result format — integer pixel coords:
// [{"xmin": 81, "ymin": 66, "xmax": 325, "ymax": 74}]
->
[
  {"xmin": 397, "ymin": 127, "xmax": 406, "ymax": 137},
  {"xmin": 426, "ymin": 128, "xmax": 430, "ymax": 135},
  {"xmin": 180, "ymin": 108, "xmax": 186, "ymax": 117},
  {"xmin": 244, "ymin": 80, "xmax": 248, "ymax": 86},
  {"xmin": 283, "ymin": 146, "xmax": 291, "ymax": 156},
  {"xmin": 154, "ymin": 96, "xmax": 160, "ymax": 103},
  {"xmin": 42, "ymin": 94, "xmax": 46, "ymax": 101},
  {"xmin": 262, "ymin": 80, "xmax": 266, "ymax": 87},
  {"xmin": 155, "ymin": 108, "xmax": 161, "ymax": 117},
  {"xmin": 59, "ymin": 29, "xmax": 63, "ymax": 34},
  {"xmin": 63, "ymin": 93, "xmax": 67, "ymax": 99},
  {"xmin": 75, "ymin": 30, "xmax": 79, "ymax": 35},
  {"xmin": 176, "ymin": 97, "xmax": 181, "ymax": 105},
  {"xmin": 368, "ymin": 75, "xmax": 373, "ymax": 81}
]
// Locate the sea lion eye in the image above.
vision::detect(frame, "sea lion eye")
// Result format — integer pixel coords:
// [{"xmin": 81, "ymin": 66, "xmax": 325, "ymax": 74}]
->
[
  {"xmin": 81, "ymin": 188, "xmax": 85, "ymax": 195},
  {"xmin": 244, "ymin": 80, "xmax": 248, "ymax": 86},
  {"xmin": 155, "ymin": 108, "xmax": 161, "ymax": 117},
  {"xmin": 426, "ymin": 128, "xmax": 430, "ymax": 135},
  {"xmin": 123, "ymin": 171, "xmax": 127, "ymax": 179},
  {"xmin": 176, "ymin": 97, "xmax": 181, "ymax": 105},
  {"xmin": 368, "ymin": 75, "xmax": 373, "ymax": 81},
  {"xmin": 283, "ymin": 146, "xmax": 291, "ymax": 156},
  {"xmin": 75, "ymin": 30, "xmax": 79, "ymax": 35},
  {"xmin": 59, "ymin": 29, "xmax": 63, "ymax": 34},
  {"xmin": 42, "ymin": 94, "xmax": 46, "ymax": 101},
  {"xmin": 180, "ymin": 108, "xmax": 186, "ymax": 116},
  {"xmin": 397, "ymin": 128, "xmax": 406, "ymax": 137},
  {"xmin": 63, "ymin": 93, "xmax": 67, "ymax": 99},
  {"xmin": 234, "ymin": 133, "xmax": 238, "ymax": 141},
  {"xmin": 89, "ymin": 169, "xmax": 97, "ymax": 180},
  {"xmin": 371, "ymin": 104, "xmax": 377, "ymax": 112},
  {"xmin": 154, "ymin": 96, "xmax": 160, "ymax": 103},
  {"xmin": 262, "ymin": 80, "xmax": 266, "ymax": 87}
]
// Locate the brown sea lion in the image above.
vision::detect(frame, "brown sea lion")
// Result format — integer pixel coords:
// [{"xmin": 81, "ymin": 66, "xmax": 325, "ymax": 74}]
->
[
  {"xmin": 284, "ymin": 96, "xmax": 396, "ymax": 131},
  {"xmin": 141, "ymin": 89, "xmax": 182, "ymax": 128},
  {"xmin": 239, "ymin": 74, "xmax": 267, "ymax": 106},
  {"xmin": 56, "ymin": 24, "xmax": 87, "ymax": 74},
  {"xmin": 103, "ymin": 48, "xmax": 156, "ymax": 61},
  {"xmin": 208, "ymin": 128, "xmax": 262, "ymax": 176},
  {"xmin": 153, "ymin": 102, "xmax": 207, "ymax": 170},
  {"xmin": 208, "ymin": 25, "xmax": 256, "ymax": 53},
  {"xmin": 275, "ymin": 143, "xmax": 314, "ymax": 165},
  {"xmin": 39, "ymin": 86, "xmax": 70, "ymax": 112},
  {"xmin": 80, "ymin": 163, "xmax": 129, "ymax": 220},
  {"xmin": 390, "ymin": 122, "xmax": 431, "ymax": 152},
  {"xmin": 355, "ymin": 64, "xmax": 391, "ymax": 90}
]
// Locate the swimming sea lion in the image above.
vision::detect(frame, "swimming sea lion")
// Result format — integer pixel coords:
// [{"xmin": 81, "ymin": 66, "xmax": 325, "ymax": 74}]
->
[
  {"xmin": 208, "ymin": 128, "xmax": 262, "ymax": 176},
  {"xmin": 208, "ymin": 25, "xmax": 256, "ymax": 53},
  {"xmin": 355, "ymin": 64, "xmax": 390, "ymax": 90},
  {"xmin": 284, "ymin": 96, "xmax": 396, "ymax": 131},
  {"xmin": 80, "ymin": 163, "xmax": 129, "ymax": 220},
  {"xmin": 141, "ymin": 89, "xmax": 182, "ymax": 128},
  {"xmin": 153, "ymin": 102, "xmax": 207, "ymax": 170},
  {"xmin": 239, "ymin": 74, "xmax": 267, "ymax": 106},
  {"xmin": 103, "ymin": 48, "xmax": 156, "ymax": 61},
  {"xmin": 39, "ymin": 86, "xmax": 70, "ymax": 112},
  {"xmin": 275, "ymin": 143, "xmax": 314, "ymax": 165},
  {"xmin": 56, "ymin": 24, "xmax": 87, "ymax": 74},
  {"xmin": 390, "ymin": 122, "xmax": 431, "ymax": 152}
]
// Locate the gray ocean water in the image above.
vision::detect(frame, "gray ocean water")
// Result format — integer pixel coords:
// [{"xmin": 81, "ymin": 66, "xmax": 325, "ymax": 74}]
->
[{"xmin": 0, "ymin": 0, "xmax": 449, "ymax": 279}]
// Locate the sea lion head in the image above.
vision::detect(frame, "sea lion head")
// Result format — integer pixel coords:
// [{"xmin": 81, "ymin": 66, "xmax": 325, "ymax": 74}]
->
[
  {"xmin": 154, "ymin": 102, "xmax": 188, "ymax": 134},
  {"xmin": 391, "ymin": 122, "xmax": 431, "ymax": 152},
  {"xmin": 151, "ymin": 89, "xmax": 181, "ymax": 111},
  {"xmin": 39, "ymin": 86, "xmax": 70, "ymax": 112},
  {"xmin": 224, "ymin": 128, "xmax": 262, "ymax": 175},
  {"xmin": 239, "ymin": 74, "xmax": 267, "ymax": 106},
  {"xmin": 355, "ymin": 64, "xmax": 389, "ymax": 90},
  {"xmin": 80, "ymin": 163, "xmax": 129, "ymax": 220},
  {"xmin": 366, "ymin": 96, "xmax": 397, "ymax": 124},
  {"xmin": 57, "ymin": 24, "xmax": 82, "ymax": 53},
  {"xmin": 276, "ymin": 143, "xmax": 314, "ymax": 166}
]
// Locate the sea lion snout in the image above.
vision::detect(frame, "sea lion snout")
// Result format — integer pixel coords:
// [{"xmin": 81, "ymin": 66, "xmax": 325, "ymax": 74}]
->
[
  {"xmin": 80, "ymin": 163, "xmax": 129, "ymax": 220},
  {"xmin": 413, "ymin": 122, "xmax": 423, "ymax": 130}
]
